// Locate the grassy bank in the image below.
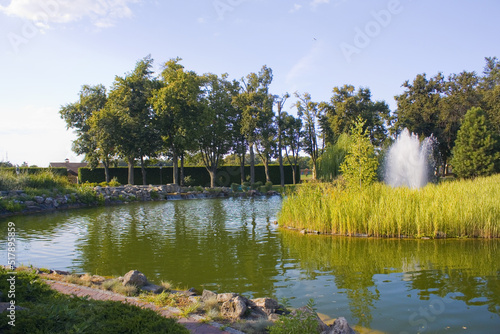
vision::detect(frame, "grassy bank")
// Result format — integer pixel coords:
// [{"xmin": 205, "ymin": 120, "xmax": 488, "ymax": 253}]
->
[
  {"xmin": 278, "ymin": 174, "xmax": 500, "ymax": 238},
  {"xmin": 0, "ymin": 268, "xmax": 188, "ymax": 333}
]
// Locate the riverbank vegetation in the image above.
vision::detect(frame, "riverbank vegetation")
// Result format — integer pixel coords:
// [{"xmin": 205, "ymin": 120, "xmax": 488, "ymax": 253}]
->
[
  {"xmin": 278, "ymin": 174, "xmax": 500, "ymax": 238},
  {"xmin": 0, "ymin": 268, "xmax": 189, "ymax": 333}
]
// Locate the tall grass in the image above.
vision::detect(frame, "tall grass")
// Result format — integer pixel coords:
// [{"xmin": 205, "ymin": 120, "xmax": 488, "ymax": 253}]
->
[
  {"xmin": 0, "ymin": 169, "xmax": 70, "ymax": 191},
  {"xmin": 278, "ymin": 174, "xmax": 500, "ymax": 238}
]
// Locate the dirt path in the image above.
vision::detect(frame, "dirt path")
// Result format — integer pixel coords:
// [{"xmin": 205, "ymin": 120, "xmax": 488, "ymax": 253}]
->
[{"xmin": 45, "ymin": 280, "xmax": 240, "ymax": 334}]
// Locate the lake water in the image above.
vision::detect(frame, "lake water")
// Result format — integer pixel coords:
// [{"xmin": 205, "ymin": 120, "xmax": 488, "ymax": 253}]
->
[{"xmin": 1, "ymin": 197, "xmax": 499, "ymax": 333}]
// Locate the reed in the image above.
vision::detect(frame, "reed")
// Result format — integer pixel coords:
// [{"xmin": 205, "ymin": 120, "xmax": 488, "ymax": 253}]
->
[{"xmin": 278, "ymin": 174, "xmax": 500, "ymax": 238}]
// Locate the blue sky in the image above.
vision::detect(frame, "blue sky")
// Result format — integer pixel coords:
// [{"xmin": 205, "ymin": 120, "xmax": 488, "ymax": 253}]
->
[{"xmin": 1, "ymin": 0, "xmax": 499, "ymax": 166}]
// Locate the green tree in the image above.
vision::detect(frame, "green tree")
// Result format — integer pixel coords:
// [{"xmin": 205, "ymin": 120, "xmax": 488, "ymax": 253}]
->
[
  {"xmin": 196, "ymin": 73, "xmax": 239, "ymax": 187},
  {"xmin": 232, "ymin": 65, "xmax": 273, "ymax": 184},
  {"xmin": 59, "ymin": 84, "xmax": 111, "ymax": 178},
  {"xmin": 318, "ymin": 133, "xmax": 351, "ymax": 182},
  {"xmin": 295, "ymin": 92, "xmax": 322, "ymax": 180},
  {"xmin": 340, "ymin": 117, "xmax": 379, "ymax": 189},
  {"xmin": 151, "ymin": 58, "xmax": 202, "ymax": 185},
  {"xmin": 275, "ymin": 93, "xmax": 290, "ymax": 187},
  {"xmin": 451, "ymin": 107, "xmax": 499, "ymax": 178},
  {"xmin": 108, "ymin": 56, "xmax": 159, "ymax": 185},
  {"xmin": 281, "ymin": 112, "xmax": 302, "ymax": 184},
  {"xmin": 323, "ymin": 85, "xmax": 391, "ymax": 147},
  {"xmin": 480, "ymin": 57, "xmax": 500, "ymax": 137}
]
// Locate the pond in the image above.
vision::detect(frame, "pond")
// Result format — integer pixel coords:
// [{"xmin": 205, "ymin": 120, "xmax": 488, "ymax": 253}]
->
[{"xmin": 1, "ymin": 197, "xmax": 499, "ymax": 332}]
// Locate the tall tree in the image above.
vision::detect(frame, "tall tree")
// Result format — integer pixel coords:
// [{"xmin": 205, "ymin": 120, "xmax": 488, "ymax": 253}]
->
[
  {"xmin": 281, "ymin": 112, "xmax": 302, "ymax": 184},
  {"xmin": 232, "ymin": 65, "xmax": 273, "ymax": 184},
  {"xmin": 480, "ymin": 57, "xmax": 500, "ymax": 136},
  {"xmin": 275, "ymin": 93, "xmax": 290, "ymax": 187},
  {"xmin": 59, "ymin": 84, "xmax": 111, "ymax": 177},
  {"xmin": 340, "ymin": 117, "xmax": 379, "ymax": 189},
  {"xmin": 151, "ymin": 58, "xmax": 202, "ymax": 186},
  {"xmin": 108, "ymin": 55, "xmax": 159, "ymax": 185},
  {"xmin": 295, "ymin": 92, "xmax": 322, "ymax": 180},
  {"xmin": 451, "ymin": 107, "xmax": 499, "ymax": 178},
  {"xmin": 196, "ymin": 73, "xmax": 239, "ymax": 188},
  {"xmin": 324, "ymin": 85, "xmax": 391, "ymax": 147}
]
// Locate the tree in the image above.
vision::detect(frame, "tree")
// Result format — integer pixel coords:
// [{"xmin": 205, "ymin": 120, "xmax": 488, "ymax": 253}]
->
[
  {"xmin": 151, "ymin": 58, "xmax": 202, "ymax": 186},
  {"xmin": 232, "ymin": 65, "xmax": 273, "ymax": 184},
  {"xmin": 340, "ymin": 117, "xmax": 378, "ymax": 189},
  {"xmin": 59, "ymin": 84, "xmax": 111, "ymax": 178},
  {"xmin": 451, "ymin": 108, "xmax": 499, "ymax": 178},
  {"xmin": 275, "ymin": 93, "xmax": 290, "ymax": 187},
  {"xmin": 318, "ymin": 133, "xmax": 351, "ymax": 182},
  {"xmin": 295, "ymin": 92, "xmax": 322, "ymax": 180},
  {"xmin": 324, "ymin": 85, "xmax": 391, "ymax": 147},
  {"xmin": 196, "ymin": 73, "xmax": 239, "ymax": 188},
  {"xmin": 108, "ymin": 56, "xmax": 159, "ymax": 185},
  {"xmin": 281, "ymin": 112, "xmax": 302, "ymax": 184},
  {"xmin": 480, "ymin": 57, "xmax": 500, "ymax": 137}
]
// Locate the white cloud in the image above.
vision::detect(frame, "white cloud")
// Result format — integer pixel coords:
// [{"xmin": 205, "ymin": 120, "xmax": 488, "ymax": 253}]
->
[
  {"xmin": 0, "ymin": 0, "xmax": 139, "ymax": 28},
  {"xmin": 289, "ymin": 4, "xmax": 302, "ymax": 13},
  {"xmin": 310, "ymin": 0, "xmax": 329, "ymax": 8}
]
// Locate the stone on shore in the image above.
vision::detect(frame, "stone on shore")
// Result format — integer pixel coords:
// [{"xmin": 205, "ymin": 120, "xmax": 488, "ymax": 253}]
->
[
  {"xmin": 122, "ymin": 270, "xmax": 148, "ymax": 287},
  {"xmin": 220, "ymin": 295, "xmax": 248, "ymax": 319}
]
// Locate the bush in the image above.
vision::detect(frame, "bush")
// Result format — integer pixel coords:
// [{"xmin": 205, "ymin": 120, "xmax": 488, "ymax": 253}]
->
[
  {"xmin": 251, "ymin": 181, "xmax": 263, "ymax": 190},
  {"xmin": 231, "ymin": 183, "xmax": 240, "ymax": 192},
  {"xmin": 265, "ymin": 181, "xmax": 273, "ymax": 191},
  {"xmin": 268, "ymin": 308, "xmax": 320, "ymax": 334},
  {"xmin": 242, "ymin": 182, "xmax": 251, "ymax": 192}
]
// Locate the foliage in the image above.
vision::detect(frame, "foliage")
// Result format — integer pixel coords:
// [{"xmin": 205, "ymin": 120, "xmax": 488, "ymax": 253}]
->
[
  {"xmin": 0, "ymin": 169, "xmax": 70, "ymax": 191},
  {"xmin": 278, "ymin": 174, "xmax": 500, "ymax": 238},
  {"xmin": 268, "ymin": 307, "xmax": 320, "ymax": 334},
  {"xmin": 317, "ymin": 133, "xmax": 352, "ymax": 181},
  {"xmin": 323, "ymin": 84, "xmax": 392, "ymax": 146},
  {"xmin": 340, "ymin": 117, "xmax": 378, "ymax": 189},
  {"xmin": 0, "ymin": 269, "xmax": 188, "ymax": 334},
  {"xmin": 451, "ymin": 107, "xmax": 499, "ymax": 178}
]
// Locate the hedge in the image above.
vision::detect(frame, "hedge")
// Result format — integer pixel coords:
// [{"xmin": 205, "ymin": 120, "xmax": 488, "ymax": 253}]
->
[
  {"xmin": 0, "ymin": 167, "xmax": 68, "ymax": 176},
  {"xmin": 78, "ymin": 165, "xmax": 300, "ymax": 186}
]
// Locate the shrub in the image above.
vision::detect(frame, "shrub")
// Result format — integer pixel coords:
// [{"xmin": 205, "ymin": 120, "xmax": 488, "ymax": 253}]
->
[
  {"xmin": 265, "ymin": 181, "xmax": 273, "ymax": 191},
  {"xmin": 242, "ymin": 182, "xmax": 251, "ymax": 191},
  {"xmin": 231, "ymin": 183, "xmax": 240, "ymax": 192},
  {"xmin": 251, "ymin": 181, "xmax": 263, "ymax": 190},
  {"xmin": 268, "ymin": 308, "xmax": 320, "ymax": 334}
]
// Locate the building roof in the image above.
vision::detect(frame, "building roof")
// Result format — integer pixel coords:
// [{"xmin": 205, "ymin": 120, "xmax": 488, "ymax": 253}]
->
[{"xmin": 49, "ymin": 160, "xmax": 88, "ymax": 175}]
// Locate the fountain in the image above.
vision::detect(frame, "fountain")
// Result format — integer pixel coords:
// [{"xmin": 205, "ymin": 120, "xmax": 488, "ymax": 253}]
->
[{"xmin": 384, "ymin": 129, "xmax": 435, "ymax": 189}]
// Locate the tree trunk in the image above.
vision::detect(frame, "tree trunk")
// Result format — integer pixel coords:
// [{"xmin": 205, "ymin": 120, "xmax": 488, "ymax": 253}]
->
[
  {"xmin": 103, "ymin": 161, "xmax": 110, "ymax": 183},
  {"xmin": 140, "ymin": 156, "xmax": 147, "ymax": 185},
  {"xmin": 180, "ymin": 153, "xmax": 185, "ymax": 186},
  {"xmin": 263, "ymin": 156, "xmax": 271, "ymax": 182},
  {"xmin": 239, "ymin": 153, "xmax": 245, "ymax": 184},
  {"xmin": 291, "ymin": 164, "xmax": 297, "ymax": 185},
  {"xmin": 209, "ymin": 168, "xmax": 216, "ymax": 188},
  {"xmin": 127, "ymin": 157, "xmax": 134, "ymax": 185},
  {"xmin": 172, "ymin": 151, "xmax": 178, "ymax": 186},
  {"xmin": 249, "ymin": 143, "xmax": 255, "ymax": 184}
]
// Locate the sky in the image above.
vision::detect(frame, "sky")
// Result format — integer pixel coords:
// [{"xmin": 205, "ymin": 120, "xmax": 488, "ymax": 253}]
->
[{"xmin": 1, "ymin": 0, "xmax": 499, "ymax": 167}]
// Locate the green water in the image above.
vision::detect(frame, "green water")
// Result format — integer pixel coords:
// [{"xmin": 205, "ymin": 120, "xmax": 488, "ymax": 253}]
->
[{"xmin": 1, "ymin": 197, "xmax": 499, "ymax": 333}]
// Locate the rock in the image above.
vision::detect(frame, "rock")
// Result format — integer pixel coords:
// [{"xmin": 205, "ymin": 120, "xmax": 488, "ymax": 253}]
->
[
  {"xmin": 45, "ymin": 197, "xmax": 53, "ymax": 205},
  {"xmin": 249, "ymin": 297, "xmax": 279, "ymax": 315},
  {"xmin": 141, "ymin": 284, "xmax": 164, "ymax": 294},
  {"xmin": 217, "ymin": 292, "xmax": 238, "ymax": 303},
  {"xmin": 220, "ymin": 296, "xmax": 248, "ymax": 319},
  {"xmin": 322, "ymin": 317, "xmax": 356, "ymax": 334},
  {"xmin": 34, "ymin": 196, "xmax": 44, "ymax": 204},
  {"xmin": 122, "ymin": 270, "xmax": 148, "ymax": 287},
  {"xmin": 51, "ymin": 269, "xmax": 70, "ymax": 276},
  {"xmin": 268, "ymin": 313, "xmax": 281, "ymax": 322},
  {"xmin": 291, "ymin": 306, "xmax": 329, "ymax": 333},
  {"xmin": 201, "ymin": 289, "xmax": 218, "ymax": 302},
  {"xmin": 24, "ymin": 201, "xmax": 35, "ymax": 206}
]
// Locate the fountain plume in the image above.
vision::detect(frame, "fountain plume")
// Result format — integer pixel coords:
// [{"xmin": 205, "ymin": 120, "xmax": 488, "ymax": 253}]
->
[{"xmin": 384, "ymin": 129, "xmax": 435, "ymax": 189}]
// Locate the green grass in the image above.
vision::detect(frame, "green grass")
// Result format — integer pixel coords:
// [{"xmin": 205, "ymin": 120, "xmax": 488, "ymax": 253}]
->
[
  {"xmin": 0, "ymin": 169, "xmax": 70, "ymax": 191},
  {"xmin": 0, "ymin": 268, "xmax": 188, "ymax": 334},
  {"xmin": 278, "ymin": 174, "xmax": 500, "ymax": 238}
]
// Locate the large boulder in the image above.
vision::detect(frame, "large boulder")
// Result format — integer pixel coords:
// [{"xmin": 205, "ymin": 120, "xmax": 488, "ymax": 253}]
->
[
  {"xmin": 322, "ymin": 317, "xmax": 357, "ymax": 334},
  {"xmin": 122, "ymin": 270, "xmax": 148, "ymax": 287},
  {"xmin": 217, "ymin": 292, "xmax": 238, "ymax": 303},
  {"xmin": 249, "ymin": 297, "xmax": 279, "ymax": 315},
  {"xmin": 201, "ymin": 289, "xmax": 218, "ymax": 302},
  {"xmin": 220, "ymin": 296, "xmax": 248, "ymax": 319}
]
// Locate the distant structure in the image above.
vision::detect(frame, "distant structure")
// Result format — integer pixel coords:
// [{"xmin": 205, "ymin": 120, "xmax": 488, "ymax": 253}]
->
[{"xmin": 49, "ymin": 159, "xmax": 88, "ymax": 177}]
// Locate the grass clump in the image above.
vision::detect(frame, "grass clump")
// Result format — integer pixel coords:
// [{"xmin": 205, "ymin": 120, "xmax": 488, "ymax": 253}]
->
[
  {"xmin": 0, "ymin": 169, "xmax": 70, "ymax": 191},
  {"xmin": 0, "ymin": 268, "xmax": 188, "ymax": 334},
  {"xmin": 278, "ymin": 174, "xmax": 500, "ymax": 238}
]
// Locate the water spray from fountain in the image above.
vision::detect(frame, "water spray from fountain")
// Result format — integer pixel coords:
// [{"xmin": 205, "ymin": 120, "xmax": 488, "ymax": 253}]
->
[{"xmin": 384, "ymin": 129, "xmax": 435, "ymax": 189}]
